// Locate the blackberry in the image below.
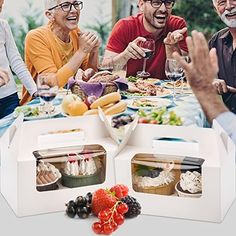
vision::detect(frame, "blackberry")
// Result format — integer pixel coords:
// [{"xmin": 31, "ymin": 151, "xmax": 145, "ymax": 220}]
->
[{"xmin": 121, "ymin": 196, "xmax": 141, "ymax": 218}]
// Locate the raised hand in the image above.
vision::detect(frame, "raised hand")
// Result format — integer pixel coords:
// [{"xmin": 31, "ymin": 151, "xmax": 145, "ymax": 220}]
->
[
  {"xmin": 172, "ymin": 30, "xmax": 218, "ymax": 92},
  {"xmin": 164, "ymin": 27, "xmax": 187, "ymax": 46},
  {"xmin": 78, "ymin": 31, "xmax": 100, "ymax": 54},
  {"xmin": 172, "ymin": 30, "xmax": 228, "ymax": 122}
]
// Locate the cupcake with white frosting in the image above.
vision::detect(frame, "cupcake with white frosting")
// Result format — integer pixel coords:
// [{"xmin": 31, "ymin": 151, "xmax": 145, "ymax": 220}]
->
[{"xmin": 175, "ymin": 171, "xmax": 202, "ymax": 198}]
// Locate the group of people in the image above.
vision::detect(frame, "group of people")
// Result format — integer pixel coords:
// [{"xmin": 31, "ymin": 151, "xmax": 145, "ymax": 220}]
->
[{"xmin": 0, "ymin": 0, "xmax": 236, "ymax": 144}]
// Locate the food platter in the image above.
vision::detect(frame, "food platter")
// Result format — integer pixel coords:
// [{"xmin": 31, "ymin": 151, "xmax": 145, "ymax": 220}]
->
[
  {"xmin": 13, "ymin": 105, "xmax": 61, "ymax": 120},
  {"xmin": 126, "ymin": 98, "xmax": 171, "ymax": 110},
  {"xmin": 121, "ymin": 90, "xmax": 172, "ymax": 99},
  {"xmin": 162, "ymin": 80, "xmax": 191, "ymax": 90}
]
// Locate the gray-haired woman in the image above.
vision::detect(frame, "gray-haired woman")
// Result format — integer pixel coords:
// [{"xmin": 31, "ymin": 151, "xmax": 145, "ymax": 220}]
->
[{"xmin": 22, "ymin": 0, "xmax": 100, "ymax": 104}]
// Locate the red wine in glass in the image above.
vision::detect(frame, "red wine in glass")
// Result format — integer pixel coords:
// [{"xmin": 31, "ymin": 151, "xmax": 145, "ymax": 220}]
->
[
  {"xmin": 165, "ymin": 59, "xmax": 183, "ymax": 106},
  {"xmin": 166, "ymin": 73, "xmax": 182, "ymax": 82},
  {"xmin": 39, "ymin": 91, "xmax": 57, "ymax": 102},
  {"xmin": 37, "ymin": 73, "xmax": 58, "ymax": 116},
  {"xmin": 137, "ymin": 38, "xmax": 155, "ymax": 78},
  {"xmin": 142, "ymin": 48, "xmax": 154, "ymax": 59}
]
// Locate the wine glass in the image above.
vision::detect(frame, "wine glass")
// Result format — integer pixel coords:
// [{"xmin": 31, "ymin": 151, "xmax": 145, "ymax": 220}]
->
[
  {"xmin": 165, "ymin": 59, "xmax": 183, "ymax": 106},
  {"xmin": 179, "ymin": 56, "xmax": 190, "ymax": 96},
  {"xmin": 37, "ymin": 73, "xmax": 58, "ymax": 117},
  {"xmin": 98, "ymin": 56, "xmax": 113, "ymax": 73},
  {"xmin": 136, "ymin": 38, "xmax": 155, "ymax": 78},
  {"xmin": 113, "ymin": 62, "xmax": 127, "ymax": 79}
]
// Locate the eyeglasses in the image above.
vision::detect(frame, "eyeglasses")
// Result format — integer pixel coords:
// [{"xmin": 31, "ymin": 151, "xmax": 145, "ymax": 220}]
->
[
  {"xmin": 48, "ymin": 1, "xmax": 83, "ymax": 12},
  {"xmin": 147, "ymin": 0, "xmax": 175, "ymax": 9}
]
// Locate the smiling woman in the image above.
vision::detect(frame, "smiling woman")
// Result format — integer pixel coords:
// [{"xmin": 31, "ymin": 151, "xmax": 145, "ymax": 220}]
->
[{"xmin": 21, "ymin": 0, "xmax": 100, "ymax": 105}]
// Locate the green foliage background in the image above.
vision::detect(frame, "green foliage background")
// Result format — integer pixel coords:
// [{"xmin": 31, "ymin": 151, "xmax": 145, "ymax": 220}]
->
[
  {"xmin": 173, "ymin": 0, "xmax": 226, "ymax": 39},
  {"xmin": 8, "ymin": 0, "xmax": 227, "ymax": 59},
  {"xmin": 8, "ymin": 1, "xmax": 43, "ymax": 59}
]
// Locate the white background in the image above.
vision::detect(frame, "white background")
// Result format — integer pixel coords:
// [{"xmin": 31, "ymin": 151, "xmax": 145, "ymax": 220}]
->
[{"xmin": 0, "ymin": 184, "xmax": 236, "ymax": 236}]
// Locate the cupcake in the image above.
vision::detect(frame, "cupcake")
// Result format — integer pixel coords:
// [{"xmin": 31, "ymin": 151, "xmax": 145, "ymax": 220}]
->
[
  {"xmin": 36, "ymin": 161, "xmax": 61, "ymax": 192},
  {"xmin": 175, "ymin": 171, "xmax": 202, "ymax": 198},
  {"xmin": 61, "ymin": 155, "xmax": 101, "ymax": 188},
  {"xmin": 132, "ymin": 162, "xmax": 178, "ymax": 195}
]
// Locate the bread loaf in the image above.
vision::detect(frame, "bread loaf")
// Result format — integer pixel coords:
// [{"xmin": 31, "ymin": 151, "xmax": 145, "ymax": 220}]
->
[
  {"xmin": 104, "ymin": 101, "xmax": 127, "ymax": 115},
  {"xmin": 83, "ymin": 109, "xmax": 99, "ymax": 115},
  {"xmin": 90, "ymin": 92, "xmax": 121, "ymax": 109}
]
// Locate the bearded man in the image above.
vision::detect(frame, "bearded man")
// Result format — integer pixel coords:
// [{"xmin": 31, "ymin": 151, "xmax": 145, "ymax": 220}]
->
[
  {"xmin": 104, "ymin": 0, "xmax": 188, "ymax": 80},
  {"xmin": 209, "ymin": 0, "xmax": 236, "ymax": 113}
]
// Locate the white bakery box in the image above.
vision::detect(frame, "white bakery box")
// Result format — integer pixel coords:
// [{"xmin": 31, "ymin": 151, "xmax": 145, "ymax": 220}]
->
[
  {"xmin": 0, "ymin": 112, "xmax": 137, "ymax": 217},
  {"xmin": 115, "ymin": 121, "xmax": 236, "ymax": 223}
]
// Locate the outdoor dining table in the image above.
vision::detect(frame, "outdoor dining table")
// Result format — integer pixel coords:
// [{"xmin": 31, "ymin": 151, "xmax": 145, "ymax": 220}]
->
[{"xmin": 0, "ymin": 90, "xmax": 206, "ymax": 139}]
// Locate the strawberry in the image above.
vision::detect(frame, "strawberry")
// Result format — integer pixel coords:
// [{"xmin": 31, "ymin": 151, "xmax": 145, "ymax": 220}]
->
[
  {"xmin": 92, "ymin": 189, "xmax": 117, "ymax": 216},
  {"xmin": 110, "ymin": 184, "xmax": 129, "ymax": 199}
]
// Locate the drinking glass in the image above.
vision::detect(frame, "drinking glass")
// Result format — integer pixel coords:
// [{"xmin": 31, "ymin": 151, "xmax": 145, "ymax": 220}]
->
[
  {"xmin": 136, "ymin": 38, "xmax": 155, "ymax": 78},
  {"xmin": 165, "ymin": 59, "xmax": 183, "ymax": 106},
  {"xmin": 98, "ymin": 56, "xmax": 113, "ymax": 73},
  {"xmin": 37, "ymin": 73, "xmax": 58, "ymax": 117},
  {"xmin": 180, "ymin": 56, "xmax": 190, "ymax": 96},
  {"xmin": 113, "ymin": 62, "xmax": 127, "ymax": 79}
]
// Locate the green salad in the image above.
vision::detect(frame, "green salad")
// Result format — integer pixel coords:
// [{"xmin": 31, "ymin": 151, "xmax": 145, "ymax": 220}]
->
[
  {"xmin": 138, "ymin": 108, "xmax": 183, "ymax": 126},
  {"xmin": 14, "ymin": 105, "xmax": 40, "ymax": 117}
]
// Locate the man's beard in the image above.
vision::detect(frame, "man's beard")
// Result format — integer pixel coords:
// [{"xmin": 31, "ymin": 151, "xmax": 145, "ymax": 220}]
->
[{"xmin": 220, "ymin": 8, "xmax": 236, "ymax": 28}]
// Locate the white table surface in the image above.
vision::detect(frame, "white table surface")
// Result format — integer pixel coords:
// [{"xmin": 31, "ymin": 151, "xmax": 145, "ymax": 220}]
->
[{"xmin": 0, "ymin": 168, "xmax": 235, "ymax": 236}]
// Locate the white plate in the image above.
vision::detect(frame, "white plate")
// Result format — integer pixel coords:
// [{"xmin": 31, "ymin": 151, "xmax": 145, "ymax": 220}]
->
[
  {"xmin": 121, "ymin": 90, "xmax": 172, "ymax": 99},
  {"xmin": 127, "ymin": 98, "xmax": 171, "ymax": 110},
  {"xmin": 15, "ymin": 105, "xmax": 62, "ymax": 121}
]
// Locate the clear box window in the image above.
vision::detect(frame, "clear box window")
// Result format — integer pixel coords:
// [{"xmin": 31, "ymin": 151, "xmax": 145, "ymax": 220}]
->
[
  {"xmin": 34, "ymin": 145, "xmax": 106, "ymax": 191},
  {"xmin": 131, "ymin": 154, "xmax": 204, "ymax": 198}
]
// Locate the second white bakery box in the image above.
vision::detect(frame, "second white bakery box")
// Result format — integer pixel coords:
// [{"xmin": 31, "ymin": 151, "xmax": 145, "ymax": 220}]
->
[
  {"xmin": 0, "ymin": 113, "xmax": 136, "ymax": 217},
  {"xmin": 114, "ymin": 121, "xmax": 235, "ymax": 222}
]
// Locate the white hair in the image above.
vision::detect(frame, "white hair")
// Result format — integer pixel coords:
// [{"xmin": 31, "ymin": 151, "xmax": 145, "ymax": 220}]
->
[{"xmin": 43, "ymin": 0, "xmax": 61, "ymax": 10}]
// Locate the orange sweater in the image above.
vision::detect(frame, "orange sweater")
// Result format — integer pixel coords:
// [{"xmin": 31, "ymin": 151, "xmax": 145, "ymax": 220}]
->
[{"xmin": 21, "ymin": 24, "xmax": 89, "ymax": 105}]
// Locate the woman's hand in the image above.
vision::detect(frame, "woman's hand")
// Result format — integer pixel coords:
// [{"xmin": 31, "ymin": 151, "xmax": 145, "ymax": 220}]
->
[{"xmin": 78, "ymin": 32, "xmax": 100, "ymax": 54}]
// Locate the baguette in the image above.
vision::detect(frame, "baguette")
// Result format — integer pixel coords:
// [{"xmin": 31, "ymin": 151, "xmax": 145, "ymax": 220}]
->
[
  {"xmin": 83, "ymin": 109, "xmax": 99, "ymax": 115},
  {"xmin": 90, "ymin": 92, "xmax": 121, "ymax": 109},
  {"xmin": 104, "ymin": 101, "xmax": 127, "ymax": 115}
]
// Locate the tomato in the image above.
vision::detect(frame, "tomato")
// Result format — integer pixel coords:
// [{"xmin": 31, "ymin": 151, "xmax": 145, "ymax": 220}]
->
[
  {"xmin": 149, "ymin": 119, "xmax": 158, "ymax": 124},
  {"xmin": 138, "ymin": 118, "xmax": 149, "ymax": 124}
]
